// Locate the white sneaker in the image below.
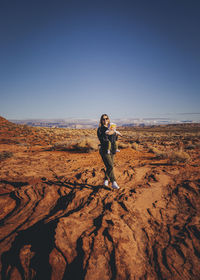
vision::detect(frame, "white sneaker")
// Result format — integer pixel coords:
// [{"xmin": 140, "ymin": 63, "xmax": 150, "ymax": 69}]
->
[
  {"xmin": 112, "ymin": 181, "xmax": 120, "ymax": 189},
  {"xmin": 104, "ymin": 180, "xmax": 109, "ymax": 187}
]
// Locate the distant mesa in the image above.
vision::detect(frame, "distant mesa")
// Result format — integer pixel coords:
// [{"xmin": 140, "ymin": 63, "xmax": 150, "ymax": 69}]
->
[
  {"xmin": 9, "ymin": 117, "xmax": 200, "ymax": 129},
  {"xmin": 1, "ymin": 115, "xmax": 199, "ymax": 129}
]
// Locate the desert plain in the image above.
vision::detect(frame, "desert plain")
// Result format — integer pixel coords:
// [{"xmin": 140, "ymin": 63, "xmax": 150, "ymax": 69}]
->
[{"xmin": 0, "ymin": 116, "xmax": 200, "ymax": 280}]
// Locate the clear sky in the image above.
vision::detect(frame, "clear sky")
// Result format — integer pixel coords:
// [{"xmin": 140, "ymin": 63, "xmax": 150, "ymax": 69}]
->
[{"xmin": 0, "ymin": 0, "xmax": 200, "ymax": 121}]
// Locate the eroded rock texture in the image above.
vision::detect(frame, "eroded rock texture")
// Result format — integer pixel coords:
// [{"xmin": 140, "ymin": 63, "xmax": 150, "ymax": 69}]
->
[{"xmin": 0, "ymin": 117, "xmax": 200, "ymax": 279}]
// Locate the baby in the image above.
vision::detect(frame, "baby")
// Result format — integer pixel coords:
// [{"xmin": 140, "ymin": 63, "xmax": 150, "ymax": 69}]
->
[{"xmin": 105, "ymin": 123, "xmax": 121, "ymax": 154}]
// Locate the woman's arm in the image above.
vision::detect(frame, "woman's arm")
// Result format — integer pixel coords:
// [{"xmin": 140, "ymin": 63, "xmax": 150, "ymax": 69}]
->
[{"xmin": 106, "ymin": 130, "xmax": 116, "ymax": 135}]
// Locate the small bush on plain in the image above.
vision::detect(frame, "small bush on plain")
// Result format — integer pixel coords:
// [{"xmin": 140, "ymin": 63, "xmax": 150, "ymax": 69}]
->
[
  {"xmin": 0, "ymin": 151, "xmax": 13, "ymax": 161},
  {"xmin": 148, "ymin": 146, "xmax": 190, "ymax": 164}
]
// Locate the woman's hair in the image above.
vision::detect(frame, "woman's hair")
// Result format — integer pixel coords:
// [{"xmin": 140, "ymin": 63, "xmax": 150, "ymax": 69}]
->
[{"xmin": 99, "ymin": 114, "xmax": 110, "ymax": 127}]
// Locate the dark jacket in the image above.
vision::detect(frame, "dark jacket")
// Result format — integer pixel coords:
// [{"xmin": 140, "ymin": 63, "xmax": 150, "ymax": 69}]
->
[{"xmin": 97, "ymin": 126, "xmax": 118, "ymax": 154}]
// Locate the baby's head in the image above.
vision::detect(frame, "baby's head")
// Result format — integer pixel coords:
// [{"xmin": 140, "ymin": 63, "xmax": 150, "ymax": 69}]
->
[{"xmin": 110, "ymin": 123, "xmax": 117, "ymax": 130}]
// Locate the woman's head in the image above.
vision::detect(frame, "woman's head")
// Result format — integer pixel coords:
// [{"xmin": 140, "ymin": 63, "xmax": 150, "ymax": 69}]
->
[{"xmin": 99, "ymin": 114, "xmax": 110, "ymax": 127}]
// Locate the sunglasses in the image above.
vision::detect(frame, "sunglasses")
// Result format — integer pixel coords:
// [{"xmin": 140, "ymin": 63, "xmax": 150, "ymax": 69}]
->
[{"xmin": 102, "ymin": 117, "xmax": 109, "ymax": 120}]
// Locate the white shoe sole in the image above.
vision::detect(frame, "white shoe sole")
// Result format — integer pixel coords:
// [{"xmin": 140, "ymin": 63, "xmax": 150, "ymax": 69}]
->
[{"xmin": 112, "ymin": 185, "xmax": 120, "ymax": 189}]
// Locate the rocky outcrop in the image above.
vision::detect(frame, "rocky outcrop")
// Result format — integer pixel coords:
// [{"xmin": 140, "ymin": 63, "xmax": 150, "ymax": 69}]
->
[{"xmin": 0, "ymin": 117, "xmax": 200, "ymax": 279}]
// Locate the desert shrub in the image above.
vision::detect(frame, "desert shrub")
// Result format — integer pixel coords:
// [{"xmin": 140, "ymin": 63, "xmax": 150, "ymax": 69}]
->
[
  {"xmin": 0, "ymin": 138, "xmax": 20, "ymax": 144},
  {"xmin": 195, "ymin": 143, "xmax": 200, "ymax": 149},
  {"xmin": 72, "ymin": 137, "xmax": 98, "ymax": 152},
  {"xmin": 131, "ymin": 142, "xmax": 139, "ymax": 150},
  {"xmin": 0, "ymin": 151, "xmax": 13, "ymax": 161},
  {"xmin": 148, "ymin": 146, "xmax": 190, "ymax": 164},
  {"xmin": 51, "ymin": 137, "xmax": 98, "ymax": 153},
  {"xmin": 148, "ymin": 147, "xmax": 167, "ymax": 158},
  {"xmin": 168, "ymin": 150, "xmax": 190, "ymax": 164},
  {"xmin": 118, "ymin": 142, "xmax": 131, "ymax": 149},
  {"xmin": 185, "ymin": 144, "xmax": 196, "ymax": 150}
]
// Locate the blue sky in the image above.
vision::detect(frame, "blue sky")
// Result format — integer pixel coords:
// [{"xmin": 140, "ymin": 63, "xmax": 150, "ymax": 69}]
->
[{"xmin": 0, "ymin": 0, "xmax": 200, "ymax": 121}]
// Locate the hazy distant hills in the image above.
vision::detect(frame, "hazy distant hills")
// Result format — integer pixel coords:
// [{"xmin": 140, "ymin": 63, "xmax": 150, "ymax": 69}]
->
[
  {"xmin": 10, "ymin": 118, "xmax": 98, "ymax": 129},
  {"xmin": 9, "ymin": 117, "xmax": 196, "ymax": 128}
]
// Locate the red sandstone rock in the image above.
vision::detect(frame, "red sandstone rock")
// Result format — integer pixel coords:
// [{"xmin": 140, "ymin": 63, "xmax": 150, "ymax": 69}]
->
[{"xmin": 0, "ymin": 117, "xmax": 200, "ymax": 279}]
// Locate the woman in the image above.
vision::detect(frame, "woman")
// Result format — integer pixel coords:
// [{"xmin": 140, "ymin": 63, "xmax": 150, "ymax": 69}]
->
[{"xmin": 97, "ymin": 114, "xmax": 120, "ymax": 189}]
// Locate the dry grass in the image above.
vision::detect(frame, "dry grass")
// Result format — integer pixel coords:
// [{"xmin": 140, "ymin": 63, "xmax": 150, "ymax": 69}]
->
[
  {"xmin": 168, "ymin": 149, "xmax": 190, "ymax": 164},
  {"xmin": 149, "ymin": 146, "xmax": 190, "ymax": 164},
  {"xmin": 50, "ymin": 137, "xmax": 98, "ymax": 153},
  {"xmin": 148, "ymin": 147, "xmax": 167, "ymax": 158}
]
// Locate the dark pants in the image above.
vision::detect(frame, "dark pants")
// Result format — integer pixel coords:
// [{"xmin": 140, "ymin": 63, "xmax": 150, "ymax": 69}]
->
[{"xmin": 100, "ymin": 150, "xmax": 116, "ymax": 183}]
